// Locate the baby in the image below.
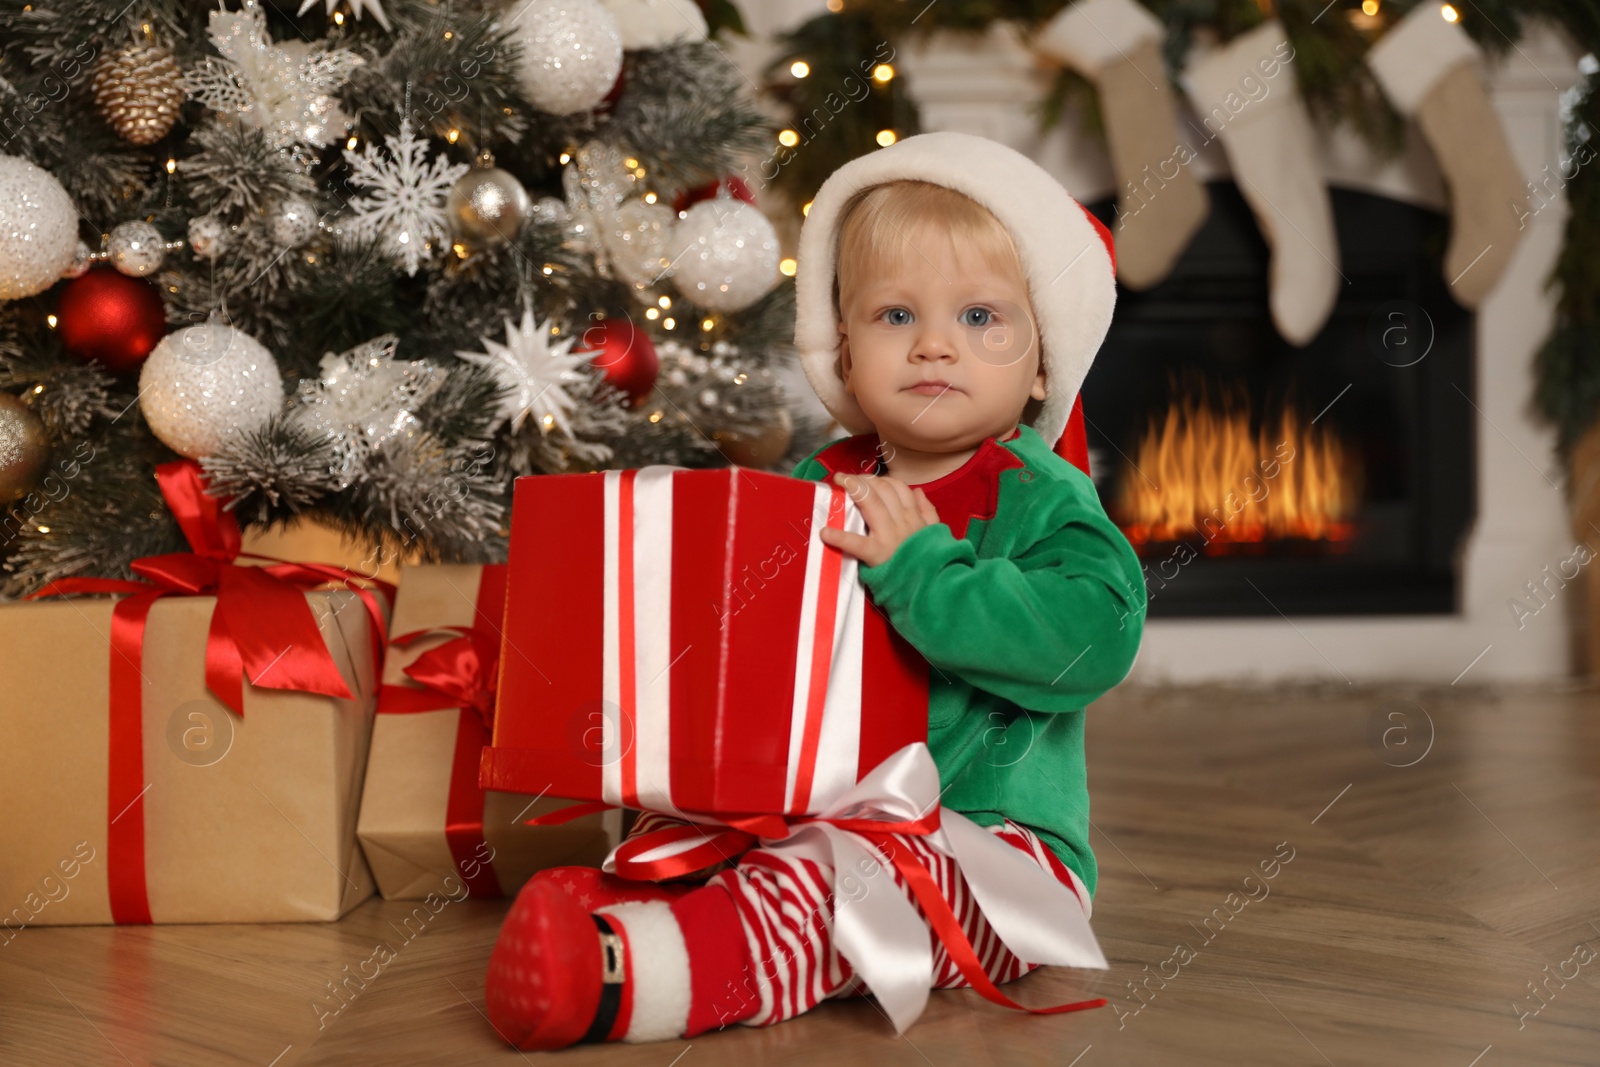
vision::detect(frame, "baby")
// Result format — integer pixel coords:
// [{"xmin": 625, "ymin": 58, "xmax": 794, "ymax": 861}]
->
[{"xmin": 484, "ymin": 131, "xmax": 1148, "ymax": 1050}]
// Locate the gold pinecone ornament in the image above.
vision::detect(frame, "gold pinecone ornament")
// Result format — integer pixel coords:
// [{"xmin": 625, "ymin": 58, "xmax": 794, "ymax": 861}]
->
[{"xmin": 92, "ymin": 42, "xmax": 184, "ymax": 146}]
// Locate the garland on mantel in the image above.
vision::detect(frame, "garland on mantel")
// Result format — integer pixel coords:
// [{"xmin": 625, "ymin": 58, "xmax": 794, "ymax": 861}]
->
[{"xmin": 756, "ymin": 0, "xmax": 1600, "ymax": 484}]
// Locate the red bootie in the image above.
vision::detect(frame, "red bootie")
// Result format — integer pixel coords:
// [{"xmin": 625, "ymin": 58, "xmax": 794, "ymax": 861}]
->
[
  {"xmin": 485, "ymin": 879, "xmax": 612, "ymax": 1050},
  {"xmin": 486, "ymin": 876, "xmax": 762, "ymax": 1048}
]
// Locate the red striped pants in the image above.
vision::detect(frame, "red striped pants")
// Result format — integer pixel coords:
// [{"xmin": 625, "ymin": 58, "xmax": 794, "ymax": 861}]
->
[{"xmin": 624, "ymin": 810, "xmax": 1093, "ymax": 1029}]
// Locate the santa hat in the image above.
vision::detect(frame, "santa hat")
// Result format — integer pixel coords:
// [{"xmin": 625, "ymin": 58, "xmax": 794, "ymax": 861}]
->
[{"xmin": 793, "ymin": 130, "xmax": 1117, "ymax": 466}]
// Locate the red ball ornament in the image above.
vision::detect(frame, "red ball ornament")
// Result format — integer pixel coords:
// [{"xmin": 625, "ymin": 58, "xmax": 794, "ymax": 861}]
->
[
  {"xmin": 672, "ymin": 176, "xmax": 757, "ymax": 215},
  {"xmin": 577, "ymin": 317, "xmax": 659, "ymax": 407},
  {"xmin": 55, "ymin": 267, "xmax": 168, "ymax": 373}
]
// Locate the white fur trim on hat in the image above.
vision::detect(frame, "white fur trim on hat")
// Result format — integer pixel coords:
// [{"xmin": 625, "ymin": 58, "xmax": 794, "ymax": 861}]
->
[{"xmin": 793, "ymin": 130, "xmax": 1117, "ymax": 451}]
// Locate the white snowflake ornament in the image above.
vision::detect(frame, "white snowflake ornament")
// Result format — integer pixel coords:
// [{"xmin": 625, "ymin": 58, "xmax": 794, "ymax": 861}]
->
[
  {"xmin": 342, "ymin": 116, "xmax": 470, "ymax": 275},
  {"xmin": 297, "ymin": 0, "xmax": 391, "ymax": 31},
  {"xmin": 183, "ymin": 2, "xmax": 363, "ymax": 155},
  {"xmin": 456, "ymin": 307, "xmax": 594, "ymax": 437}
]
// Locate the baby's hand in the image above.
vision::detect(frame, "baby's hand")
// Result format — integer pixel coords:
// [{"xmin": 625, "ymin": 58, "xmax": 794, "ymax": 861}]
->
[{"xmin": 821, "ymin": 472, "xmax": 941, "ymax": 568}]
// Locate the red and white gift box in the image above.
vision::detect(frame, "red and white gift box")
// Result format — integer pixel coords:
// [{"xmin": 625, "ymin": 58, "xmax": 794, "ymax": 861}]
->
[{"xmin": 481, "ymin": 465, "xmax": 930, "ymax": 816}]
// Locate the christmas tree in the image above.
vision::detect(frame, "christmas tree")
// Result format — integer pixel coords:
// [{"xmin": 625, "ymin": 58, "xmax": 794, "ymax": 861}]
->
[{"xmin": 0, "ymin": 0, "xmax": 825, "ymax": 597}]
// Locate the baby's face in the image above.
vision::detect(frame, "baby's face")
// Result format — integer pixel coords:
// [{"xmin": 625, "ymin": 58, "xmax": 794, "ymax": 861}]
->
[{"xmin": 836, "ymin": 223, "xmax": 1045, "ymax": 453}]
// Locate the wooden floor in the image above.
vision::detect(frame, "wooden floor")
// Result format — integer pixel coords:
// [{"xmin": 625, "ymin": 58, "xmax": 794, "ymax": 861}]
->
[{"xmin": 5, "ymin": 681, "xmax": 1599, "ymax": 1066}]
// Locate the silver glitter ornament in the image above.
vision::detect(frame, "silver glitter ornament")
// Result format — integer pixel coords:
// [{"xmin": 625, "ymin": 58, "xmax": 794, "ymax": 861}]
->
[
  {"xmin": 62, "ymin": 240, "xmax": 94, "ymax": 280},
  {"xmin": 670, "ymin": 196, "xmax": 780, "ymax": 311},
  {"xmin": 507, "ymin": 0, "xmax": 624, "ymax": 116},
  {"xmin": 291, "ymin": 335, "xmax": 446, "ymax": 488},
  {"xmin": 139, "ymin": 321, "xmax": 284, "ymax": 459},
  {"xmin": 447, "ymin": 164, "xmax": 531, "ymax": 248},
  {"xmin": 188, "ymin": 214, "xmax": 227, "ymax": 259},
  {"xmin": 108, "ymin": 220, "xmax": 167, "ymax": 277},
  {"xmin": 0, "ymin": 155, "xmax": 78, "ymax": 301},
  {"xmin": 268, "ymin": 195, "xmax": 318, "ymax": 248}
]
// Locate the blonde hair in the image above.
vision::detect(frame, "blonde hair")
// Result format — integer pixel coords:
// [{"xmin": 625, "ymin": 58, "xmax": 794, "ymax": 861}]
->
[{"xmin": 830, "ymin": 180, "xmax": 1046, "ymax": 426}]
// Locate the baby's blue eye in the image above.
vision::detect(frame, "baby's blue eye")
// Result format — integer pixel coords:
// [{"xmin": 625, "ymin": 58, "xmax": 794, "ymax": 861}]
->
[
  {"xmin": 883, "ymin": 308, "xmax": 912, "ymax": 326},
  {"xmin": 962, "ymin": 307, "xmax": 994, "ymax": 327}
]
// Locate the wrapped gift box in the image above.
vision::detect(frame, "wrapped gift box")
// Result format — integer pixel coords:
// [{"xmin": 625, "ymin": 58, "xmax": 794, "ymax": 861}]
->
[
  {"xmin": 481, "ymin": 465, "xmax": 930, "ymax": 817},
  {"xmin": 0, "ymin": 588, "xmax": 383, "ymax": 926},
  {"xmin": 357, "ymin": 563, "xmax": 621, "ymax": 900}
]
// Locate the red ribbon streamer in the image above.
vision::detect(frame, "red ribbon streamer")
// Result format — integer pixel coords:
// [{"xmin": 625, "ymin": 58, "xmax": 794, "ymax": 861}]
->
[
  {"xmin": 375, "ymin": 564, "xmax": 507, "ymax": 897},
  {"xmin": 25, "ymin": 460, "xmax": 394, "ymax": 924},
  {"xmin": 525, "ymin": 801, "xmax": 1105, "ymax": 1018}
]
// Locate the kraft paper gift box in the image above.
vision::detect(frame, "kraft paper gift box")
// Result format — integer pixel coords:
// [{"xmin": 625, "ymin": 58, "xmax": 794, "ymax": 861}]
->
[
  {"xmin": 480, "ymin": 466, "xmax": 931, "ymax": 817},
  {"xmin": 0, "ymin": 588, "xmax": 384, "ymax": 927},
  {"xmin": 356, "ymin": 563, "xmax": 621, "ymax": 900}
]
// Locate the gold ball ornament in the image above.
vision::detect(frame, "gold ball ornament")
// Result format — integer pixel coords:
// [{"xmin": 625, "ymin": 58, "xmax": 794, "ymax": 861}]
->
[
  {"xmin": 92, "ymin": 41, "xmax": 185, "ymax": 146},
  {"xmin": 447, "ymin": 163, "xmax": 531, "ymax": 249},
  {"xmin": 0, "ymin": 392, "xmax": 50, "ymax": 505},
  {"xmin": 714, "ymin": 408, "xmax": 793, "ymax": 469}
]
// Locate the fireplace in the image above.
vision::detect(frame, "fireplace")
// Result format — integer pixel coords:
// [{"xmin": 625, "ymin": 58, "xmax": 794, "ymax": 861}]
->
[{"xmin": 1079, "ymin": 181, "xmax": 1474, "ymax": 617}]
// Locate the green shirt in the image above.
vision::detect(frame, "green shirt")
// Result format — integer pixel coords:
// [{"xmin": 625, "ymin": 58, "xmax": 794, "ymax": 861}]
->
[{"xmin": 789, "ymin": 423, "xmax": 1147, "ymax": 897}]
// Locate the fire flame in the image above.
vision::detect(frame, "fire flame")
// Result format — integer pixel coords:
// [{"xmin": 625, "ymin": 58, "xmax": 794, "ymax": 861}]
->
[{"xmin": 1113, "ymin": 385, "xmax": 1362, "ymax": 553}]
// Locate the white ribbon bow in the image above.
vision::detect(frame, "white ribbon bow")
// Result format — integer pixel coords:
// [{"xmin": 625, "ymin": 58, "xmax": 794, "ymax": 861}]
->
[{"xmin": 602, "ymin": 742, "xmax": 1108, "ymax": 1033}]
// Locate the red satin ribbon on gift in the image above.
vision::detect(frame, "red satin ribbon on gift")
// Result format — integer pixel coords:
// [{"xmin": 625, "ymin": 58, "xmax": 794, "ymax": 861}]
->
[
  {"xmin": 375, "ymin": 564, "xmax": 507, "ymax": 897},
  {"xmin": 24, "ymin": 460, "xmax": 394, "ymax": 924},
  {"xmin": 525, "ymin": 802, "xmax": 1107, "ymax": 1019}
]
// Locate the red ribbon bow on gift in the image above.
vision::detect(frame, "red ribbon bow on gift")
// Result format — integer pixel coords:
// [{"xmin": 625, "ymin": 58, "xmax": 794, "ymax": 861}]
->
[
  {"xmin": 527, "ymin": 744, "xmax": 1107, "ymax": 1031},
  {"xmin": 25, "ymin": 460, "xmax": 394, "ymax": 924},
  {"xmin": 377, "ymin": 626, "xmax": 499, "ymax": 730},
  {"xmin": 28, "ymin": 461, "xmax": 393, "ymax": 714}
]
